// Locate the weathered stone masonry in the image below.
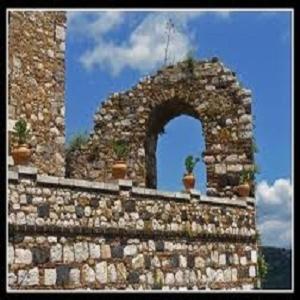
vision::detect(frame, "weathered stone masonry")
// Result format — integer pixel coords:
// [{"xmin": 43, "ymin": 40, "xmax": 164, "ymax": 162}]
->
[
  {"xmin": 8, "ymin": 167, "xmax": 258, "ymax": 290},
  {"xmin": 8, "ymin": 11, "xmax": 259, "ymax": 290},
  {"xmin": 8, "ymin": 11, "xmax": 66, "ymax": 177},
  {"xmin": 68, "ymin": 57, "xmax": 254, "ymax": 197}
]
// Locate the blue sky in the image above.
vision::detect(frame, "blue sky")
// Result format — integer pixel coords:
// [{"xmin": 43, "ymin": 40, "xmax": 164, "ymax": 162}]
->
[{"xmin": 66, "ymin": 10, "xmax": 292, "ymax": 248}]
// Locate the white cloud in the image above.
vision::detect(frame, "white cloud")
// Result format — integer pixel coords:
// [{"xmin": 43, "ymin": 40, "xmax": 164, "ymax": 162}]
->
[
  {"xmin": 256, "ymin": 178, "xmax": 292, "ymax": 207},
  {"xmin": 256, "ymin": 178, "xmax": 292, "ymax": 248},
  {"xmin": 68, "ymin": 11, "xmax": 231, "ymax": 76},
  {"xmin": 258, "ymin": 219, "xmax": 291, "ymax": 249},
  {"xmin": 67, "ymin": 11, "xmax": 125, "ymax": 40}
]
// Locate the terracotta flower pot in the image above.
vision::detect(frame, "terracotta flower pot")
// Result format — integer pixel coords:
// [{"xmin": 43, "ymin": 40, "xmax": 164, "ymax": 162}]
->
[
  {"xmin": 183, "ymin": 173, "xmax": 195, "ymax": 191},
  {"xmin": 236, "ymin": 183, "xmax": 250, "ymax": 197},
  {"xmin": 11, "ymin": 144, "xmax": 31, "ymax": 165},
  {"xmin": 112, "ymin": 160, "xmax": 127, "ymax": 179}
]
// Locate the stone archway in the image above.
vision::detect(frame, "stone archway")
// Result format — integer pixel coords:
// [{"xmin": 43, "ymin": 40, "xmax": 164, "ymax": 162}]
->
[
  {"xmin": 144, "ymin": 98, "xmax": 203, "ymax": 189},
  {"xmin": 67, "ymin": 58, "xmax": 254, "ymax": 197}
]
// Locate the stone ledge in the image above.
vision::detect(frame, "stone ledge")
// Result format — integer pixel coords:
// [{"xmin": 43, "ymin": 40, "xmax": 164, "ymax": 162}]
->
[
  {"xmin": 12, "ymin": 166, "xmax": 37, "ymax": 176},
  {"xmin": 132, "ymin": 187, "xmax": 190, "ymax": 201},
  {"xmin": 200, "ymin": 196, "xmax": 248, "ymax": 208},
  {"xmin": 9, "ymin": 224, "xmax": 257, "ymax": 243},
  {"xmin": 8, "ymin": 168, "xmax": 254, "ymax": 207},
  {"xmin": 8, "ymin": 171, "xmax": 18, "ymax": 181},
  {"xmin": 36, "ymin": 175, "xmax": 119, "ymax": 192},
  {"xmin": 117, "ymin": 179, "xmax": 133, "ymax": 188},
  {"xmin": 8, "ymin": 156, "xmax": 14, "ymax": 166}
]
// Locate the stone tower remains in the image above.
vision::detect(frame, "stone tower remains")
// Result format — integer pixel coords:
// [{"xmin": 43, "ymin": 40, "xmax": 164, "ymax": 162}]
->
[{"xmin": 8, "ymin": 11, "xmax": 66, "ymax": 176}]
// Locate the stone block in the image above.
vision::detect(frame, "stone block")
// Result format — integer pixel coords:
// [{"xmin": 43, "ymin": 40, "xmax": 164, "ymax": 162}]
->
[
  {"xmin": 32, "ymin": 247, "xmax": 50, "ymax": 264},
  {"xmin": 44, "ymin": 269, "xmax": 56, "ymax": 286},
  {"xmin": 101, "ymin": 244, "xmax": 111, "ymax": 259},
  {"xmin": 111, "ymin": 245, "xmax": 124, "ymax": 258},
  {"xmin": 37, "ymin": 203, "xmax": 49, "ymax": 218},
  {"xmin": 124, "ymin": 245, "xmax": 137, "ymax": 256},
  {"xmin": 56, "ymin": 265, "xmax": 70, "ymax": 286},
  {"xmin": 82, "ymin": 264, "xmax": 95, "ymax": 283},
  {"xmin": 249, "ymin": 265, "xmax": 256, "ymax": 277},
  {"xmin": 165, "ymin": 273, "xmax": 175, "ymax": 285},
  {"xmin": 8, "ymin": 245, "xmax": 14, "ymax": 265},
  {"xmin": 170, "ymin": 255, "xmax": 179, "ymax": 268},
  {"xmin": 50, "ymin": 244, "xmax": 62, "ymax": 262},
  {"xmin": 108, "ymin": 264, "xmax": 117, "ymax": 283},
  {"xmin": 155, "ymin": 240, "xmax": 164, "ymax": 252},
  {"xmin": 251, "ymin": 250, "xmax": 257, "ymax": 263},
  {"xmin": 179, "ymin": 255, "xmax": 187, "ymax": 268},
  {"xmin": 123, "ymin": 200, "xmax": 136, "ymax": 212},
  {"xmin": 8, "ymin": 272, "xmax": 17, "ymax": 286},
  {"xmin": 75, "ymin": 205, "xmax": 84, "ymax": 218},
  {"xmin": 18, "ymin": 267, "xmax": 39, "ymax": 286},
  {"xmin": 8, "ymin": 171, "xmax": 18, "ymax": 180},
  {"xmin": 215, "ymin": 164, "xmax": 226, "ymax": 174},
  {"xmin": 15, "ymin": 249, "xmax": 32, "ymax": 264},
  {"xmin": 132, "ymin": 254, "xmax": 144, "ymax": 270},
  {"xmin": 74, "ymin": 242, "xmax": 89, "ymax": 262},
  {"xmin": 195, "ymin": 256, "xmax": 205, "ymax": 269},
  {"xmin": 96, "ymin": 261, "xmax": 108, "ymax": 284},
  {"xmin": 117, "ymin": 263, "xmax": 127, "ymax": 282},
  {"xmin": 69, "ymin": 268, "xmax": 81, "ymax": 285},
  {"xmin": 127, "ymin": 271, "xmax": 140, "ymax": 284},
  {"xmin": 89, "ymin": 243, "xmax": 100, "ymax": 259},
  {"xmin": 63, "ymin": 245, "xmax": 75, "ymax": 263}
]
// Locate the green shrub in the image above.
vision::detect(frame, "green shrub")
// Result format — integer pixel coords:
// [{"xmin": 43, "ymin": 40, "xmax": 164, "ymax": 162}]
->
[
  {"xmin": 184, "ymin": 155, "xmax": 200, "ymax": 174},
  {"xmin": 112, "ymin": 140, "xmax": 128, "ymax": 160},
  {"xmin": 66, "ymin": 132, "xmax": 89, "ymax": 153},
  {"xmin": 13, "ymin": 118, "xmax": 30, "ymax": 144}
]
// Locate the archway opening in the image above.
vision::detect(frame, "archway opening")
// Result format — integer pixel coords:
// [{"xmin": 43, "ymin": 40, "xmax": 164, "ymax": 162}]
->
[
  {"xmin": 157, "ymin": 115, "xmax": 206, "ymax": 192},
  {"xmin": 144, "ymin": 99, "xmax": 206, "ymax": 192}
]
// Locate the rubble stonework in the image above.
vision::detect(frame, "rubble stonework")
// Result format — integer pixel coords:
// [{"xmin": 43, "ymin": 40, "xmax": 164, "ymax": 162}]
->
[
  {"xmin": 8, "ymin": 11, "xmax": 66, "ymax": 176},
  {"xmin": 68, "ymin": 59, "xmax": 254, "ymax": 197},
  {"xmin": 8, "ymin": 169, "xmax": 258, "ymax": 290},
  {"xmin": 7, "ymin": 11, "xmax": 259, "ymax": 291}
]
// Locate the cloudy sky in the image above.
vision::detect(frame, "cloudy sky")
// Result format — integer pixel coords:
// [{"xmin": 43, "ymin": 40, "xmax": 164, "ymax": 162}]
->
[{"xmin": 65, "ymin": 10, "xmax": 292, "ymax": 248}]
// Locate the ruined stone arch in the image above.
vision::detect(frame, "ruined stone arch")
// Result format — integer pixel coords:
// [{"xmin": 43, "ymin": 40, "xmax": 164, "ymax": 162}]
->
[
  {"xmin": 68, "ymin": 58, "xmax": 254, "ymax": 197},
  {"xmin": 144, "ymin": 98, "xmax": 205, "ymax": 189}
]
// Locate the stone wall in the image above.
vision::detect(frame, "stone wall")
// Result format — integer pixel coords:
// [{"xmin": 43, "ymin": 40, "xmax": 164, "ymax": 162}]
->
[
  {"xmin": 68, "ymin": 58, "xmax": 254, "ymax": 197},
  {"xmin": 8, "ymin": 167, "xmax": 258, "ymax": 290},
  {"xmin": 8, "ymin": 11, "xmax": 66, "ymax": 176}
]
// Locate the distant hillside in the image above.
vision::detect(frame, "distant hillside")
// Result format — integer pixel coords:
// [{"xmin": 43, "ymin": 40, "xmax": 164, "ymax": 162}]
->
[{"xmin": 261, "ymin": 246, "xmax": 292, "ymax": 289}]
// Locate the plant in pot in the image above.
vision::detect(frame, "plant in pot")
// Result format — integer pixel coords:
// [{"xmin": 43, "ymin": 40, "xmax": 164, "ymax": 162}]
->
[
  {"xmin": 112, "ymin": 140, "xmax": 128, "ymax": 179},
  {"xmin": 11, "ymin": 118, "xmax": 31, "ymax": 165},
  {"xmin": 236, "ymin": 169, "xmax": 254, "ymax": 197},
  {"xmin": 182, "ymin": 155, "xmax": 200, "ymax": 191}
]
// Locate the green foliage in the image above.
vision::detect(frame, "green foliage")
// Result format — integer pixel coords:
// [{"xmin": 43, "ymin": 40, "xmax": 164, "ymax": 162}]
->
[
  {"xmin": 252, "ymin": 139, "xmax": 259, "ymax": 154},
  {"xmin": 255, "ymin": 229, "xmax": 269, "ymax": 283},
  {"xmin": 13, "ymin": 118, "xmax": 30, "ymax": 144},
  {"xmin": 66, "ymin": 132, "xmax": 89, "ymax": 153},
  {"xmin": 185, "ymin": 49, "xmax": 196, "ymax": 74},
  {"xmin": 258, "ymin": 253, "xmax": 269, "ymax": 280},
  {"xmin": 239, "ymin": 164, "xmax": 260, "ymax": 184},
  {"xmin": 112, "ymin": 140, "xmax": 128, "ymax": 160},
  {"xmin": 239, "ymin": 169, "xmax": 254, "ymax": 184},
  {"xmin": 261, "ymin": 246, "xmax": 291, "ymax": 289},
  {"xmin": 185, "ymin": 155, "xmax": 200, "ymax": 174}
]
